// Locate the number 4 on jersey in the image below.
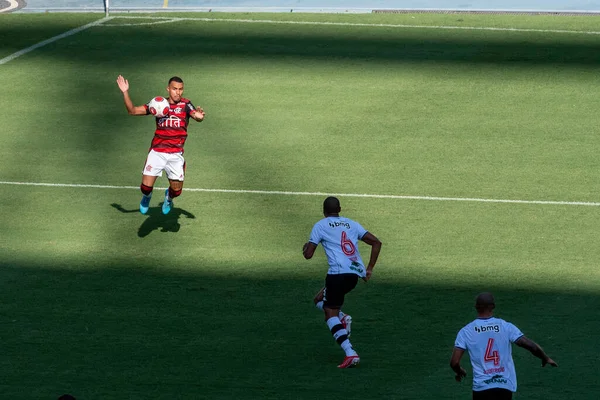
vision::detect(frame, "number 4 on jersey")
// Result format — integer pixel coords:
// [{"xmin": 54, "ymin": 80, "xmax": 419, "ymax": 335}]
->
[{"xmin": 484, "ymin": 338, "xmax": 500, "ymax": 366}]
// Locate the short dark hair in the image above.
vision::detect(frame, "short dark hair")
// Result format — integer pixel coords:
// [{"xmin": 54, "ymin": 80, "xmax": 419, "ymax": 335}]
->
[
  {"xmin": 323, "ymin": 196, "xmax": 341, "ymax": 215},
  {"xmin": 168, "ymin": 76, "xmax": 183, "ymax": 85},
  {"xmin": 475, "ymin": 292, "xmax": 495, "ymax": 312},
  {"xmin": 57, "ymin": 395, "xmax": 76, "ymax": 400}
]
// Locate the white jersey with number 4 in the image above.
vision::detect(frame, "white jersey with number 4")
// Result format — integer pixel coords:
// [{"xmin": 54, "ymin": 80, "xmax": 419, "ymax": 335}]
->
[
  {"xmin": 454, "ymin": 317, "xmax": 524, "ymax": 392},
  {"xmin": 309, "ymin": 216, "xmax": 368, "ymax": 277}
]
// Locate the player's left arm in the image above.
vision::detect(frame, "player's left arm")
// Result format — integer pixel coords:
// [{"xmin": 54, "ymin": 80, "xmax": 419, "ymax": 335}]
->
[
  {"xmin": 361, "ymin": 232, "xmax": 382, "ymax": 282},
  {"xmin": 191, "ymin": 106, "xmax": 205, "ymax": 122},
  {"xmin": 515, "ymin": 336, "xmax": 558, "ymax": 367},
  {"xmin": 450, "ymin": 347, "xmax": 468, "ymax": 382}
]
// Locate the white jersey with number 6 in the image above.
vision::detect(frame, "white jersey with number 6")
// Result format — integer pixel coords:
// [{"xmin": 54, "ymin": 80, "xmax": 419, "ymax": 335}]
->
[
  {"xmin": 309, "ymin": 216, "xmax": 368, "ymax": 277},
  {"xmin": 454, "ymin": 317, "xmax": 524, "ymax": 392}
]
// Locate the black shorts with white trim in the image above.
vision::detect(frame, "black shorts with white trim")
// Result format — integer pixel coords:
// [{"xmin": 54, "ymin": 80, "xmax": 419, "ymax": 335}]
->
[{"xmin": 323, "ymin": 273, "xmax": 358, "ymax": 309}]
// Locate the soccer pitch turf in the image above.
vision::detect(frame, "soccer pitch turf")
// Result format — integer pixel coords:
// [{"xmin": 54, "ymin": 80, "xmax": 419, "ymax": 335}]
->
[{"xmin": 1, "ymin": 11, "xmax": 600, "ymax": 399}]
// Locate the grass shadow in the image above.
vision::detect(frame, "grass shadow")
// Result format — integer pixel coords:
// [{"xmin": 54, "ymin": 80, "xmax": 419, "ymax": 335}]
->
[
  {"xmin": 111, "ymin": 202, "xmax": 196, "ymax": 237},
  {"xmin": 1, "ymin": 262, "xmax": 596, "ymax": 399}
]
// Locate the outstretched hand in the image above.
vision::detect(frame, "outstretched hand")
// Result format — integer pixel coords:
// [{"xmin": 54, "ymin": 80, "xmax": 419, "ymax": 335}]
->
[
  {"xmin": 542, "ymin": 357, "xmax": 558, "ymax": 367},
  {"xmin": 192, "ymin": 106, "xmax": 205, "ymax": 121},
  {"xmin": 116, "ymin": 75, "xmax": 129, "ymax": 93}
]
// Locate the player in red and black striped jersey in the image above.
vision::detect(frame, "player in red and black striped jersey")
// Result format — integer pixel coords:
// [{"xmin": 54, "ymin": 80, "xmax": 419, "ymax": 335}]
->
[{"xmin": 116, "ymin": 75, "xmax": 205, "ymax": 215}]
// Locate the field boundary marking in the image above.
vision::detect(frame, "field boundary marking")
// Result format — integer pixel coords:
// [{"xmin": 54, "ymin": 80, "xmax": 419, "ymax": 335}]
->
[
  {"xmin": 1, "ymin": 180, "xmax": 599, "ymax": 207},
  {"xmin": 0, "ymin": 16, "xmax": 113, "ymax": 65},
  {"xmin": 0, "ymin": 0, "xmax": 20, "ymax": 13},
  {"xmin": 99, "ymin": 15, "xmax": 600, "ymax": 35}
]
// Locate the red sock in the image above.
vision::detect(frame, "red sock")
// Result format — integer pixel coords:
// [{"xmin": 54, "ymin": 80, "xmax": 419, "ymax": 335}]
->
[
  {"xmin": 140, "ymin": 184, "xmax": 153, "ymax": 196},
  {"xmin": 168, "ymin": 187, "xmax": 182, "ymax": 199}
]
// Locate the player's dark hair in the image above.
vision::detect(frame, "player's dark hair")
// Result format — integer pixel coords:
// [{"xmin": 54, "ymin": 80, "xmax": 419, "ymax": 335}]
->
[
  {"xmin": 323, "ymin": 196, "xmax": 341, "ymax": 215},
  {"xmin": 475, "ymin": 292, "xmax": 495, "ymax": 312},
  {"xmin": 168, "ymin": 76, "xmax": 184, "ymax": 85},
  {"xmin": 57, "ymin": 395, "xmax": 76, "ymax": 400}
]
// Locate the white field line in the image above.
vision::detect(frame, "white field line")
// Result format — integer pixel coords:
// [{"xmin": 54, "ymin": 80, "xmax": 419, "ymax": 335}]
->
[
  {"xmin": 0, "ymin": 0, "xmax": 19, "ymax": 13},
  {"xmin": 102, "ymin": 15, "xmax": 600, "ymax": 35},
  {"xmin": 102, "ymin": 18, "xmax": 184, "ymax": 27},
  {"xmin": 1, "ymin": 181, "xmax": 599, "ymax": 207},
  {"xmin": 0, "ymin": 16, "xmax": 113, "ymax": 65}
]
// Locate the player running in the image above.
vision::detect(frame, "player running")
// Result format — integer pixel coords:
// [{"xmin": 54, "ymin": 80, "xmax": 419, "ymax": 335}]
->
[
  {"xmin": 303, "ymin": 196, "xmax": 382, "ymax": 368},
  {"xmin": 116, "ymin": 75, "xmax": 205, "ymax": 215}
]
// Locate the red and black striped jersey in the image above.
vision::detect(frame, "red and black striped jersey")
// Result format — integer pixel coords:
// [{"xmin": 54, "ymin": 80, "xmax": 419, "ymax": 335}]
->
[{"xmin": 144, "ymin": 98, "xmax": 196, "ymax": 153}]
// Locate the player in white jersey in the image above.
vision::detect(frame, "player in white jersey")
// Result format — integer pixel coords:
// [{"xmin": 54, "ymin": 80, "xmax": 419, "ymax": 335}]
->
[
  {"xmin": 303, "ymin": 197, "xmax": 382, "ymax": 368},
  {"xmin": 450, "ymin": 293, "xmax": 558, "ymax": 399}
]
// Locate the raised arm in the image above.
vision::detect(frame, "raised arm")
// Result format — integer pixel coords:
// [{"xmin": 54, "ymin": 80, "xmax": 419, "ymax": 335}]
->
[
  {"xmin": 515, "ymin": 336, "xmax": 558, "ymax": 367},
  {"xmin": 116, "ymin": 75, "xmax": 149, "ymax": 116},
  {"xmin": 361, "ymin": 232, "xmax": 382, "ymax": 282}
]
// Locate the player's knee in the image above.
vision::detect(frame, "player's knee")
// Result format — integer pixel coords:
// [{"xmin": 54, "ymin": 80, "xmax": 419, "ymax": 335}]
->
[
  {"xmin": 140, "ymin": 184, "xmax": 153, "ymax": 196},
  {"xmin": 169, "ymin": 187, "xmax": 182, "ymax": 198}
]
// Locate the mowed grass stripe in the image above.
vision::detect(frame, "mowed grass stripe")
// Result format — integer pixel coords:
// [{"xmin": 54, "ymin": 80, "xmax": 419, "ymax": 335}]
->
[{"xmin": 2, "ymin": 180, "xmax": 599, "ymax": 207}]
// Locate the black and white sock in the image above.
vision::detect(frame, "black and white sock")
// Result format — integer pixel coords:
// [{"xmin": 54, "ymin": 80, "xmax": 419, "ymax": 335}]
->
[{"xmin": 326, "ymin": 317, "xmax": 357, "ymax": 357}]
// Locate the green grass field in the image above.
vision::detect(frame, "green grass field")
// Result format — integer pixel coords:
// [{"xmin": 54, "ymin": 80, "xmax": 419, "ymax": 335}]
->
[{"xmin": 1, "ymin": 11, "xmax": 600, "ymax": 399}]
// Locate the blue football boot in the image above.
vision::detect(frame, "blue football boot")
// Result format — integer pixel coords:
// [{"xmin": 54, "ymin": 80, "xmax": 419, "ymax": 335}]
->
[
  {"xmin": 162, "ymin": 188, "xmax": 173, "ymax": 215},
  {"xmin": 140, "ymin": 193, "xmax": 152, "ymax": 214}
]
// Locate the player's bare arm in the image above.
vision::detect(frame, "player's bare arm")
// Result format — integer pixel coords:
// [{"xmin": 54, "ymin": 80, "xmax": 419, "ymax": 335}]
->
[
  {"xmin": 116, "ymin": 75, "xmax": 148, "ymax": 116},
  {"xmin": 361, "ymin": 232, "xmax": 382, "ymax": 282},
  {"xmin": 191, "ymin": 106, "xmax": 205, "ymax": 122},
  {"xmin": 303, "ymin": 242, "xmax": 317, "ymax": 259},
  {"xmin": 515, "ymin": 336, "xmax": 558, "ymax": 367},
  {"xmin": 450, "ymin": 347, "xmax": 468, "ymax": 382}
]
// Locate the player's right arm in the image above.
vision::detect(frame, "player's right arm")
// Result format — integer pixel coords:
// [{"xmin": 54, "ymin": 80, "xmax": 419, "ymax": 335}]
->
[
  {"xmin": 116, "ymin": 75, "xmax": 148, "ymax": 116},
  {"xmin": 450, "ymin": 347, "xmax": 468, "ymax": 382},
  {"xmin": 303, "ymin": 223, "xmax": 322, "ymax": 260},
  {"xmin": 361, "ymin": 232, "xmax": 382, "ymax": 282},
  {"xmin": 303, "ymin": 242, "xmax": 317, "ymax": 259},
  {"xmin": 515, "ymin": 336, "xmax": 558, "ymax": 367}
]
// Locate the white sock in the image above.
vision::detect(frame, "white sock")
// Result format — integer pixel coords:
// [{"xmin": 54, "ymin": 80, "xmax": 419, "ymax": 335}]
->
[
  {"xmin": 315, "ymin": 301, "xmax": 324, "ymax": 311},
  {"xmin": 326, "ymin": 316, "xmax": 341, "ymax": 330},
  {"xmin": 341, "ymin": 340, "xmax": 358, "ymax": 357},
  {"xmin": 326, "ymin": 317, "xmax": 357, "ymax": 357}
]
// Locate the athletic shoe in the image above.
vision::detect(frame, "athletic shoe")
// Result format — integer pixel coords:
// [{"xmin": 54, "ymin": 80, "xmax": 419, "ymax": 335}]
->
[
  {"xmin": 139, "ymin": 193, "xmax": 152, "ymax": 214},
  {"xmin": 162, "ymin": 189, "xmax": 173, "ymax": 215},
  {"xmin": 337, "ymin": 355, "xmax": 360, "ymax": 369},
  {"xmin": 341, "ymin": 314, "xmax": 353, "ymax": 337}
]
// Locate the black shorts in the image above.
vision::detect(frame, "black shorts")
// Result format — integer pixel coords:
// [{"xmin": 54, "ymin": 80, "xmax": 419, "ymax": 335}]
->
[
  {"xmin": 472, "ymin": 388, "xmax": 513, "ymax": 400},
  {"xmin": 323, "ymin": 273, "xmax": 359, "ymax": 309}
]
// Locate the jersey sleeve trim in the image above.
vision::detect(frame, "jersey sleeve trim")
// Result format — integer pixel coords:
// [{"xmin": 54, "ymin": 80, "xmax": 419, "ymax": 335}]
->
[{"xmin": 512, "ymin": 334, "xmax": 525, "ymax": 343}]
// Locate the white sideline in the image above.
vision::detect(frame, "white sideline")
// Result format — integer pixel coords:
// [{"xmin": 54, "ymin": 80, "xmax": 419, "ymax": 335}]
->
[
  {"xmin": 0, "ymin": 16, "xmax": 113, "ymax": 65},
  {"xmin": 1, "ymin": 180, "xmax": 598, "ymax": 207},
  {"xmin": 101, "ymin": 15, "xmax": 600, "ymax": 35}
]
